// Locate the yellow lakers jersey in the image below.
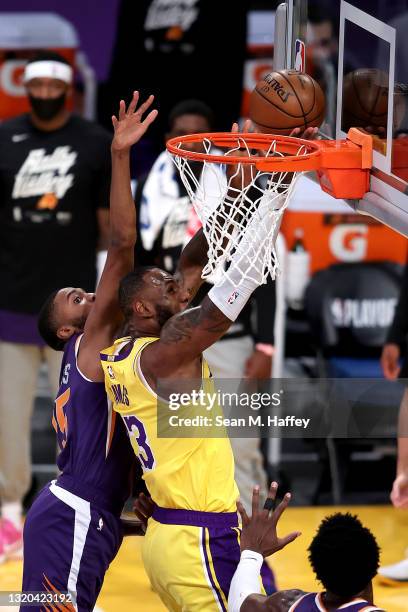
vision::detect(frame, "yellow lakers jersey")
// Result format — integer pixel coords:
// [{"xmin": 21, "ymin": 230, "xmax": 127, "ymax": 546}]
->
[{"xmin": 101, "ymin": 337, "xmax": 239, "ymax": 512}]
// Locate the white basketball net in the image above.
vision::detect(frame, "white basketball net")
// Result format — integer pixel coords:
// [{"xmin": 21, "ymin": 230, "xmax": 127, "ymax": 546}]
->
[{"xmin": 171, "ymin": 136, "xmax": 308, "ymax": 286}]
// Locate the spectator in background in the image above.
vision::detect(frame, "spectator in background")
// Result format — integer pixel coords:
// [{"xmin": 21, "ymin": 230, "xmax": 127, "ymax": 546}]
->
[
  {"xmin": 0, "ymin": 50, "xmax": 111, "ymax": 560},
  {"xmin": 378, "ymin": 263, "xmax": 408, "ymax": 583},
  {"xmin": 105, "ymin": 0, "xmax": 247, "ymax": 159},
  {"xmin": 307, "ymin": 2, "xmax": 338, "ymax": 66},
  {"xmin": 135, "ymin": 98, "xmax": 277, "ymax": 592},
  {"xmin": 381, "ymin": 264, "xmax": 408, "ymax": 383}
]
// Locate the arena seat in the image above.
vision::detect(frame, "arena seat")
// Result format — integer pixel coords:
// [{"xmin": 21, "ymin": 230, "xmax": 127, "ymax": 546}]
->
[{"xmin": 305, "ymin": 261, "xmax": 404, "ymax": 503}]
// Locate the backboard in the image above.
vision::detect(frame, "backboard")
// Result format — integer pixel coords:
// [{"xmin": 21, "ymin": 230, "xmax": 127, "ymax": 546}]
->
[{"xmin": 275, "ymin": 0, "xmax": 408, "ymax": 237}]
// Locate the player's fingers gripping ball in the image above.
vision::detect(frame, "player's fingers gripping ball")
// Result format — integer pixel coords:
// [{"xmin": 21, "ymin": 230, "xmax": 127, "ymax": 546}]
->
[{"xmin": 249, "ymin": 69, "xmax": 326, "ymax": 135}]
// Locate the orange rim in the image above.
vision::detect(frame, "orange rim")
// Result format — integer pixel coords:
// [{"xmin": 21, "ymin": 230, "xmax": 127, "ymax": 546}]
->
[
  {"xmin": 166, "ymin": 132, "xmax": 321, "ymax": 167},
  {"xmin": 166, "ymin": 128, "xmax": 373, "ymax": 173}
]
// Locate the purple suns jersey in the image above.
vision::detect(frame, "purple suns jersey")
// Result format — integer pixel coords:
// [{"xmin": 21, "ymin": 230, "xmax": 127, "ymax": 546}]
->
[
  {"xmin": 52, "ymin": 333, "xmax": 134, "ymax": 515},
  {"xmin": 290, "ymin": 592, "xmax": 383, "ymax": 611}
]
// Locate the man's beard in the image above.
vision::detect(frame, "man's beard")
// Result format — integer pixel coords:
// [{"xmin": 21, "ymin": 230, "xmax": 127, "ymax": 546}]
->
[
  {"xmin": 72, "ymin": 314, "xmax": 87, "ymax": 331},
  {"xmin": 29, "ymin": 93, "xmax": 66, "ymax": 121},
  {"xmin": 156, "ymin": 305, "xmax": 176, "ymax": 327}
]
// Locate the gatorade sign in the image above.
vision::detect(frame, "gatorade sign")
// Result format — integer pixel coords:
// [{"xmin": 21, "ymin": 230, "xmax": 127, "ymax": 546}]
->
[
  {"xmin": 329, "ymin": 224, "xmax": 368, "ymax": 262},
  {"xmin": 0, "ymin": 59, "xmax": 26, "ymax": 97}
]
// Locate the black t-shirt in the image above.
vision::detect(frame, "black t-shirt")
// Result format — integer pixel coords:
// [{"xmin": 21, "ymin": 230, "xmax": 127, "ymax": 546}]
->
[
  {"xmin": 106, "ymin": 0, "xmax": 247, "ymax": 142},
  {"xmin": 0, "ymin": 114, "xmax": 111, "ymax": 314}
]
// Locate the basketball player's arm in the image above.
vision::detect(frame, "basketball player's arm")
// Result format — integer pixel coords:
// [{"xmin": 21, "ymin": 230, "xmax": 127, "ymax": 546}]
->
[
  {"xmin": 141, "ymin": 297, "xmax": 234, "ymax": 376},
  {"xmin": 144, "ymin": 182, "xmax": 283, "ymax": 375},
  {"xmin": 173, "ymin": 122, "xmax": 252, "ymax": 302},
  {"xmin": 80, "ymin": 93, "xmax": 157, "ymax": 378},
  {"xmin": 229, "ymin": 484, "xmax": 302, "ymax": 611},
  {"xmin": 173, "ymin": 228, "xmax": 208, "ymax": 302},
  {"xmin": 172, "ymin": 123, "xmax": 318, "ymax": 304},
  {"xmin": 391, "ymin": 391, "xmax": 408, "ymax": 508},
  {"xmin": 238, "ymin": 591, "xmax": 305, "ymax": 611}
]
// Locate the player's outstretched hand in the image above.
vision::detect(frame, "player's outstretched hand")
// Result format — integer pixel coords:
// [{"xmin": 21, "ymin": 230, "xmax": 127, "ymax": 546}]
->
[
  {"xmin": 390, "ymin": 473, "xmax": 408, "ymax": 508},
  {"xmin": 237, "ymin": 482, "xmax": 301, "ymax": 558},
  {"xmin": 289, "ymin": 126, "xmax": 319, "ymax": 140},
  {"xmin": 133, "ymin": 492, "xmax": 155, "ymax": 527},
  {"xmin": 111, "ymin": 91, "xmax": 158, "ymax": 152}
]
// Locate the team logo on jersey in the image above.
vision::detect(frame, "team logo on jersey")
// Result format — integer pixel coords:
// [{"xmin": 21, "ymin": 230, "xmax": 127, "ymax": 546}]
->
[
  {"xmin": 227, "ymin": 291, "xmax": 239, "ymax": 305},
  {"xmin": 37, "ymin": 192, "xmax": 58, "ymax": 210},
  {"xmin": 144, "ymin": 0, "xmax": 199, "ymax": 32},
  {"xmin": 97, "ymin": 518, "xmax": 104, "ymax": 531},
  {"xmin": 107, "ymin": 365, "xmax": 115, "ymax": 380},
  {"xmin": 12, "ymin": 146, "xmax": 77, "ymax": 201}
]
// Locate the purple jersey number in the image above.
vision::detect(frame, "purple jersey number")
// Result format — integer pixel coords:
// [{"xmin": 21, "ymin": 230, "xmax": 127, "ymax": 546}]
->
[
  {"xmin": 123, "ymin": 415, "xmax": 155, "ymax": 470},
  {"xmin": 52, "ymin": 388, "xmax": 70, "ymax": 450}
]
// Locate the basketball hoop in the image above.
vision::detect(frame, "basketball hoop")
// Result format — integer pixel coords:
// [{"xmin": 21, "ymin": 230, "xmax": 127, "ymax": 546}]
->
[{"xmin": 166, "ymin": 128, "xmax": 372, "ymax": 285}]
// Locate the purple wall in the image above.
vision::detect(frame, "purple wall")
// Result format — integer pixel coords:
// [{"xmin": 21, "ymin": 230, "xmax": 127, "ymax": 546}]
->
[{"xmin": 0, "ymin": 1, "xmax": 121, "ymax": 80}]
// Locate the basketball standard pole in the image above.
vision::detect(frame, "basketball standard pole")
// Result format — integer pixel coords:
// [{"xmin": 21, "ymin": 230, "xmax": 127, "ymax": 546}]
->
[{"xmin": 266, "ymin": 3, "xmax": 289, "ymax": 471}]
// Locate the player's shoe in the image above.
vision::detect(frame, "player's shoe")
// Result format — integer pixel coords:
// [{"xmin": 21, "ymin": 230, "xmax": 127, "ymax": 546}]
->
[
  {"xmin": 378, "ymin": 553, "xmax": 408, "ymax": 584},
  {"xmin": 1, "ymin": 518, "xmax": 23, "ymax": 560}
]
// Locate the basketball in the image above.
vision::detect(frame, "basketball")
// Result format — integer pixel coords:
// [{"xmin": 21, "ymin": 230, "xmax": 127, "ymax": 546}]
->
[
  {"xmin": 249, "ymin": 69, "xmax": 326, "ymax": 135},
  {"xmin": 342, "ymin": 68, "xmax": 388, "ymax": 132}
]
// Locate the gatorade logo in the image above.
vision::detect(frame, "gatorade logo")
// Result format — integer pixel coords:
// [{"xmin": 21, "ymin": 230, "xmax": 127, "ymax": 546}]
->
[
  {"xmin": 329, "ymin": 225, "xmax": 368, "ymax": 262},
  {"xmin": 0, "ymin": 60, "xmax": 26, "ymax": 97}
]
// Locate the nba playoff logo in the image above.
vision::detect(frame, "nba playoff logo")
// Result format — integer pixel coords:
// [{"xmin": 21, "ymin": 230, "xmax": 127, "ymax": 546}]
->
[{"xmin": 294, "ymin": 39, "xmax": 305, "ymax": 72}]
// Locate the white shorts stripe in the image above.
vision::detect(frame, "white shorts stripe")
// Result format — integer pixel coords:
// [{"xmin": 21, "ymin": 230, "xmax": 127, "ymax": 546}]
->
[
  {"xmin": 198, "ymin": 527, "xmax": 224, "ymax": 612},
  {"xmin": 49, "ymin": 481, "xmax": 91, "ymax": 611}
]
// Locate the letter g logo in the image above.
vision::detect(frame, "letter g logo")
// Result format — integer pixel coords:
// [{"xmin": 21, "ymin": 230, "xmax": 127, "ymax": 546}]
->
[
  {"xmin": 329, "ymin": 224, "xmax": 368, "ymax": 262},
  {"xmin": 0, "ymin": 60, "xmax": 26, "ymax": 97}
]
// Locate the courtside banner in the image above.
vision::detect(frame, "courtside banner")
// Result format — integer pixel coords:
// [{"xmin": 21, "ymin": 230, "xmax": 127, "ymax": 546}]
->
[{"xmin": 156, "ymin": 378, "xmax": 406, "ymax": 439}]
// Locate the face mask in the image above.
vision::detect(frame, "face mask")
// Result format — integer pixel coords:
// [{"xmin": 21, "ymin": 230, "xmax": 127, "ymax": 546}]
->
[{"xmin": 29, "ymin": 93, "xmax": 66, "ymax": 121}]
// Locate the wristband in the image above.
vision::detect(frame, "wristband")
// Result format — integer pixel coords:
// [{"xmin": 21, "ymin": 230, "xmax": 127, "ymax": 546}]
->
[
  {"xmin": 255, "ymin": 343, "xmax": 274, "ymax": 357},
  {"xmin": 240, "ymin": 549, "xmax": 264, "ymax": 566},
  {"xmin": 228, "ymin": 549, "xmax": 263, "ymax": 611}
]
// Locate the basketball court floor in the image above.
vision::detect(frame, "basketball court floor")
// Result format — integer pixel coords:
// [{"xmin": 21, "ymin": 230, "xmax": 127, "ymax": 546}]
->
[{"xmin": 0, "ymin": 506, "xmax": 406, "ymax": 611}]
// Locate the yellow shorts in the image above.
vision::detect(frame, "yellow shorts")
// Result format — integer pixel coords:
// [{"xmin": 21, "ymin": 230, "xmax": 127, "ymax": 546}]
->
[{"xmin": 142, "ymin": 507, "xmax": 242, "ymax": 612}]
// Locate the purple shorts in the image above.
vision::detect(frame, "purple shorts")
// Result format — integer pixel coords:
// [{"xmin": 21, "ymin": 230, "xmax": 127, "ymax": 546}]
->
[{"xmin": 21, "ymin": 482, "xmax": 123, "ymax": 611}]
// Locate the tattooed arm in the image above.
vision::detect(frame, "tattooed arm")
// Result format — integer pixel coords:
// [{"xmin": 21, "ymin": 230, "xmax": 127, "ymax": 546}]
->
[
  {"xmin": 141, "ymin": 296, "xmax": 231, "ymax": 378},
  {"xmin": 173, "ymin": 121, "xmax": 255, "ymax": 303},
  {"xmin": 174, "ymin": 228, "xmax": 208, "ymax": 303}
]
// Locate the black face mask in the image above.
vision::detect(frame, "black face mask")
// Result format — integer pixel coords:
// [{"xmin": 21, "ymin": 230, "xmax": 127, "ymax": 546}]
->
[{"xmin": 29, "ymin": 93, "xmax": 66, "ymax": 121}]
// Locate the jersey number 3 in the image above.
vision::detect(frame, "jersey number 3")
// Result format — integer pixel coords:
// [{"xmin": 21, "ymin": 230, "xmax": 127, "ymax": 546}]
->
[{"xmin": 123, "ymin": 415, "xmax": 155, "ymax": 471}]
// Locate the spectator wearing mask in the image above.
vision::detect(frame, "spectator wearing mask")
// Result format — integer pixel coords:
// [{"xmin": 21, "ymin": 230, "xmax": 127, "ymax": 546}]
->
[{"xmin": 0, "ymin": 50, "xmax": 111, "ymax": 560}]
